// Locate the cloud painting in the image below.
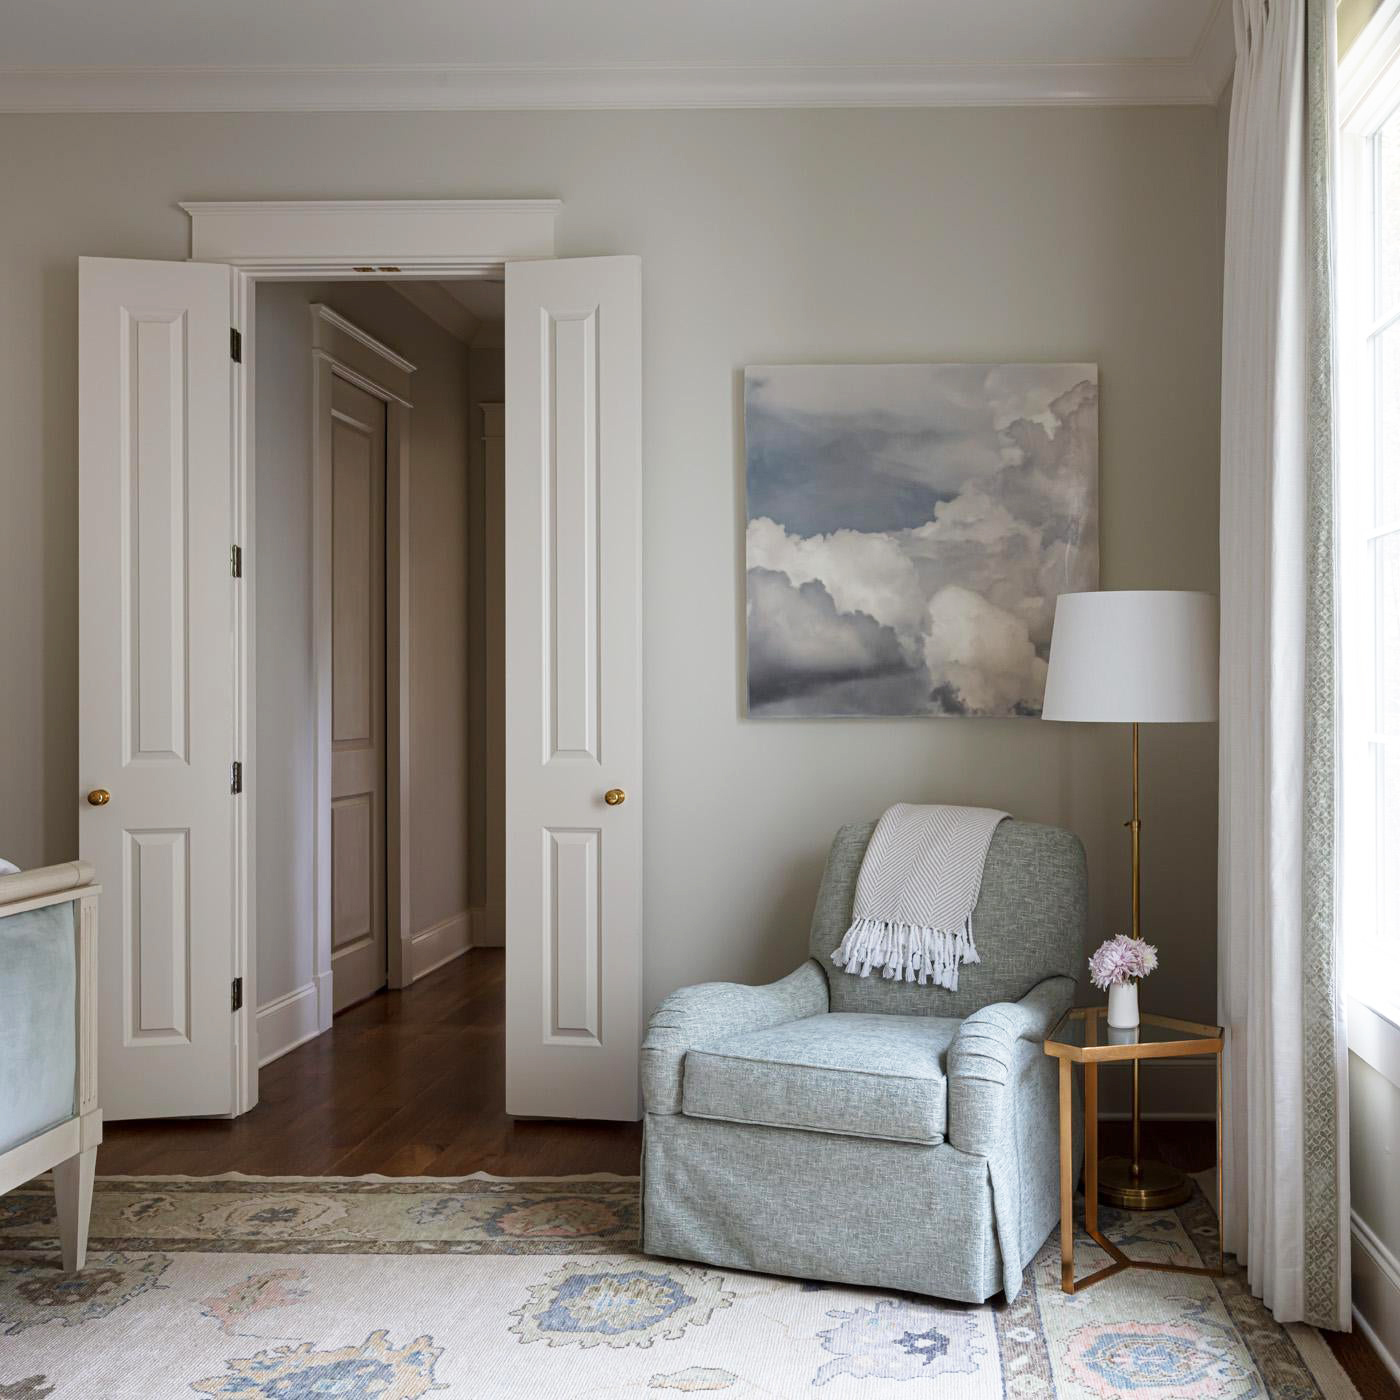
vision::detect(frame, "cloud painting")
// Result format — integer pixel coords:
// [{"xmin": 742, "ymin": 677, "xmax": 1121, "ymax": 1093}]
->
[{"xmin": 744, "ymin": 363, "xmax": 1098, "ymax": 718}]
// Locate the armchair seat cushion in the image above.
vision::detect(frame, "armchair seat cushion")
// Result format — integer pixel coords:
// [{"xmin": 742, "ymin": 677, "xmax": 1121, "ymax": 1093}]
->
[{"xmin": 681, "ymin": 1012, "xmax": 960, "ymax": 1146}]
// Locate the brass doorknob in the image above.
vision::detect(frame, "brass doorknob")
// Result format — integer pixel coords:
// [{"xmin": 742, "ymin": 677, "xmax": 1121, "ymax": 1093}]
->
[
  {"xmin": 604, "ymin": 788, "xmax": 626, "ymax": 806},
  {"xmin": 87, "ymin": 789, "xmax": 111, "ymax": 807}
]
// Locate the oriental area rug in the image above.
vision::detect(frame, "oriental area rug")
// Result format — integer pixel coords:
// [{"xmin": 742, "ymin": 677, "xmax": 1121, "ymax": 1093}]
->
[{"xmin": 0, "ymin": 1174, "xmax": 1358, "ymax": 1398}]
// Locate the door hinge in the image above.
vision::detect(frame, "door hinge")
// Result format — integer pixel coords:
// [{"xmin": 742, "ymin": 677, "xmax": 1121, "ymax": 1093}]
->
[
  {"xmin": 231, "ymin": 761, "xmax": 243, "ymax": 794},
  {"xmin": 230, "ymin": 327, "xmax": 242, "ymax": 363},
  {"xmin": 231, "ymin": 977, "xmax": 244, "ymax": 1013},
  {"xmin": 230, "ymin": 544, "xmax": 243, "ymax": 578}
]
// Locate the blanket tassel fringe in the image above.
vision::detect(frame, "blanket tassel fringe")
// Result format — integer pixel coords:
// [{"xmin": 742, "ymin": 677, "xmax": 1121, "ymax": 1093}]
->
[{"xmin": 831, "ymin": 916, "xmax": 980, "ymax": 991}]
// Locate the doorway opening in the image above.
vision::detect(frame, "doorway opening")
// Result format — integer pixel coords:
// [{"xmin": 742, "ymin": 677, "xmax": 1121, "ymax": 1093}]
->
[
  {"xmin": 78, "ymin": 205, "xmax": 643, "ymax": 1136},
  {"xmin": 252, "ymin": 278, "xmax": 505, "ymax": 1064}
]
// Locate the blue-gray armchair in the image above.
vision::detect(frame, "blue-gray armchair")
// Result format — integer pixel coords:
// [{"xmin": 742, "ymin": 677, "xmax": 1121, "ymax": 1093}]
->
[{"xmin": 640, "ymin": 819, "xmax": 1086, "ymax": 1304}]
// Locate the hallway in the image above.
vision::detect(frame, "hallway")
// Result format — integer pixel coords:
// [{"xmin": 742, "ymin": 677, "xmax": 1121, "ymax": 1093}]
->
[{"xmin": 100, "ymin": 950, "xmax": 642, "ymax": 1177}]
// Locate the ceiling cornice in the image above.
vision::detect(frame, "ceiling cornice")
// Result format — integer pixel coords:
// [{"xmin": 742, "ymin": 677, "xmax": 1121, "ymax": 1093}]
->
[{"xmin": 0, "ymin": 54, "xmax": 1234, "ymax": 112}]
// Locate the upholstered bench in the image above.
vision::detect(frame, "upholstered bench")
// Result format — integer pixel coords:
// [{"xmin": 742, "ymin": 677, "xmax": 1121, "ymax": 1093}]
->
[{"xmin": 0, "ymin": 861, "xmax": 102, "ymax": 1271}]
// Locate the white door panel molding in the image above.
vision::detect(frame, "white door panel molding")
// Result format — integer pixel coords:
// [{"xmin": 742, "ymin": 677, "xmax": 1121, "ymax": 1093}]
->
[
  {"xmin": 79, "ymin": 255, "xmax": 235, "ymax": 1120},
  {"xmin": 504, "ymin": 255, "xmax": 643, "ymax": 1121}
]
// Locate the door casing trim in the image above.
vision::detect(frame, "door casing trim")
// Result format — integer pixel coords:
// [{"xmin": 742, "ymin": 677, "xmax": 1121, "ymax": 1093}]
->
[
  {"xmin": 312, "ymin": 303, "xmax": 413, "ymax": 1029},
  {"xmin": 184, "ymin": 199, "xmax": 560, "ymax": 1115}
]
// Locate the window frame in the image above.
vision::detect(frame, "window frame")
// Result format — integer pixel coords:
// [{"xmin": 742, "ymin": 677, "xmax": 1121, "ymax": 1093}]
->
[{"xmin": 1339, "ymin": 0, "xmax": 1400, "ymax": 1077}]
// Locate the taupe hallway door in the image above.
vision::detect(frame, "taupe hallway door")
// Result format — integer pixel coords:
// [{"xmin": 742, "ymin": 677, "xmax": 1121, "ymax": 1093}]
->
[{"xmin": 329, "ymin": 373, "xmax": 388, "ymax": 1012}]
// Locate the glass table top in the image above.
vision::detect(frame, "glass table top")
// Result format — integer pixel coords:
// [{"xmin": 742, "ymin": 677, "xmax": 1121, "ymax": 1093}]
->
[{"xmin": 1045, "ymin": 1006, "xmax": 1223, "ymax": 1060}]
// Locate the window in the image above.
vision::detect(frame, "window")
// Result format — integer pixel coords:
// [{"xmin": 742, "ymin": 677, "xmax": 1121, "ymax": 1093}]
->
[{"xmin": 1340, "ymin": 6, "xmax": 1400, "ymax": 1028}]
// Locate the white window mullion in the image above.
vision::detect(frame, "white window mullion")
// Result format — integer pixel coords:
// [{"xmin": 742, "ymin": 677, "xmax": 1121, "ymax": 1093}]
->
[
  {"xmin": 1340, "ymin": 72, "xmax": 1388, "ymax": 1013},
  {"xmin": 1342, "ymin": 0, "xmax": 1400, "ymax": 1049}
]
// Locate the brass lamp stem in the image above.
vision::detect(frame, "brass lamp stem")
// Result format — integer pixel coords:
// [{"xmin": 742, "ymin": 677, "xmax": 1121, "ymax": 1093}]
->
[
  {"xmin": 1125, "ymin": 728, "xmax": 1136, "ymax": 1187},
  {"xmin": 1098, "ymin": 712, "xmax": 1193, "ymax": 1211},
  {"xmin": 1128, "ymin": 722, "xmax": 1142, "ymax": 1183},
  {"xmin": 1129, "ymin": 721, "xmax": 1141, "ymax": 941}
]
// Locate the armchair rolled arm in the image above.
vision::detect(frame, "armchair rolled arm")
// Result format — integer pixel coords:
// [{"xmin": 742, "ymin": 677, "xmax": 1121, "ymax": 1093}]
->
[
  {"xmin": 947, "ymin": 975, "xmax": 1075, "ymax": 1156},
  {"xmin": 641, "ymin": 959, "xmax": 830, "ymax": 1113}
]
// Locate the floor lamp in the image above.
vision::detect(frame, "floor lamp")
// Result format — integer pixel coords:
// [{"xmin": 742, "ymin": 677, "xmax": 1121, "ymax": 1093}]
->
[{"xmin": 1041, "ymin": 589, "xmax": 1218, "ymax": 1209}]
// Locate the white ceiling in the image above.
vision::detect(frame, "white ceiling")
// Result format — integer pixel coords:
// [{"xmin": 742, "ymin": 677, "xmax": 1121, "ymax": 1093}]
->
[
  {"xmin": 389, "ymin": 280, "xmax": 504, "ymax": 348},
  {"xmin": 0, "ymin": 0, "xmax": 1235, "ymax": 111},
  {"xmin": 440, "ymin": 280, "xmax": 506, "ymax": 323}
]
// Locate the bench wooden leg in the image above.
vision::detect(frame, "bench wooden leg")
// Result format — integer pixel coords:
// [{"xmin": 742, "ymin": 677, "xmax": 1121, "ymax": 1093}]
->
[{"xmin": 54, "ymin": 1146, "xmax": 96, "ymax": 1272}]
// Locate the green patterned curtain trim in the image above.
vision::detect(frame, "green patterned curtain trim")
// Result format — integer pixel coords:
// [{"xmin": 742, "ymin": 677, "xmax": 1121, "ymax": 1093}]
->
[{"xmin": 1301, "ymin": 0, "xmax": 1347, "ymax": 1334}]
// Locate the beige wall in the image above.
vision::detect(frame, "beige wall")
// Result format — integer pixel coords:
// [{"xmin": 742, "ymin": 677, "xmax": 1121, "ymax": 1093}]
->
[
  {"xmin": 0, "ymin": 108, "xmax": 1224, "ymax": 1103},
  {"xmin": 1351, "ymin": 1051, "xmax": 1400, "ymax": 1368},
  {"xmin": 253, "ymin": 280, "xmax": 472, "ymax": 1008}
]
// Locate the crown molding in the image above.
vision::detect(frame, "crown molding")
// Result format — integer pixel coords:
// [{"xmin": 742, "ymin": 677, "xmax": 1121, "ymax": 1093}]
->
[
  {"xmin": 0, "ymin": 57, "xmax": 1231, "ymax": 112},
  {"xmin": 311, "ymin": 302, "xmax": 418, "ymax": 376}
]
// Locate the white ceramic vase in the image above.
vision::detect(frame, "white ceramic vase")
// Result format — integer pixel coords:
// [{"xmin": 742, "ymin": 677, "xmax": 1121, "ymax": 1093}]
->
[{"xmin": 1107, "ymin": 979, "xmax": 1140, "ymax": 1030}]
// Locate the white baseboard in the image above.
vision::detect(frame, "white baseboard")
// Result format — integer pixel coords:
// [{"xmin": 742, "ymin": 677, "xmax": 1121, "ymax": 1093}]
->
[
  {"xmin": 1353, "ymin": 1211, "xmax": 1400, "ymax": 1386},
  {"xmin": 314, "ymin": 969, "xmax": 334, "ymax": 1033},
  {"xmin": 408, "ymin": 911, "xmax": 472, "ymax": 981},
  {"xmin": 256, "ymin": 982, "xmax": 323, "ymax": 1067}
]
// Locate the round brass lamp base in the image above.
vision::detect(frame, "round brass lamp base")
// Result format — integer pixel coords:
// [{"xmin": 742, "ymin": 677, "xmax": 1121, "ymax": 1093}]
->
[{"xmin": 1098, "ymin": 1156, "xmax": 1192, "ymax": 1211}]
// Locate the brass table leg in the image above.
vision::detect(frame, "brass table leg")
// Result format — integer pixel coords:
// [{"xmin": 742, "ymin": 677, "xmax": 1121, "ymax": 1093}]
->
[
  {"xmin": 1085, "ymin": 1060, "xmax": 1098, "ymax": 1237},
  {"xmin": 1062, "ymin": 1047, "xmax": 1227, "ymax": 1293},
  {"xmin": 1217, "ymin": 1046, "xmax": 1226, "ymax": 1274},
  {"xmin": 1075, "ymin": 1058, "xmax": 1131, "ymax": 1291},
  {"xmin": 1059, "ymin": 1057, "xmax": 1073, "ymax": 1292}
]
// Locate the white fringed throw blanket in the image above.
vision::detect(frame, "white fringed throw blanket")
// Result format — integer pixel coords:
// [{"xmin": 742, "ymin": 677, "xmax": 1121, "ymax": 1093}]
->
[{"xmin": 832, "ymin": 803, "xmax": 1009, "ymax": 989}]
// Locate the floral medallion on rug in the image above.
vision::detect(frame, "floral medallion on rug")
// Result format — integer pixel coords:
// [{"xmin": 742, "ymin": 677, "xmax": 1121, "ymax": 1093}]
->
[{"xmin": 0, "ymin": 1174, "xmax": 1356, "ymax": 1398}]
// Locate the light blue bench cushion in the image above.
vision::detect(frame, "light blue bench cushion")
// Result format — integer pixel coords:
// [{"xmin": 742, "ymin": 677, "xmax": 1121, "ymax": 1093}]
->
[
  {"xmin": 681, "ymin": 1012, "xmax": 961, "ymax": 1146},
  {"xmin": 0, "ymin": 903, "xmax": 76, "ymax": 1156}
]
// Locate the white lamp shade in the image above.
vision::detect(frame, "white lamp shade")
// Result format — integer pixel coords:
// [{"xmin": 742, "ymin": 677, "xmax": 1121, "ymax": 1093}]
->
[{"xmin": 1041, "ymin": 590, "xmax": 1218, "ymax": 723}]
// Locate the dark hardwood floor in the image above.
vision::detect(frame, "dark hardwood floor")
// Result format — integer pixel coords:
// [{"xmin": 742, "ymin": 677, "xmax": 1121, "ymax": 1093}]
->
[
  {"xmin": 101, "ymin": 948, "xmax": 641, "ymax": 1177},
  {"xmin": 101, "ymin": 950, "xmax": 1395, "ymax": 1396}
]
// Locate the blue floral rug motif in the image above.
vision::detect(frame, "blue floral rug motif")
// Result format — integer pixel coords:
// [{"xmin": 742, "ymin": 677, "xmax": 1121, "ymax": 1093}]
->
[
  {"xmin": 190, "ymin": 1329, "xmax": 443, "ymax": 1399},
  {"xmin": 509, "ymin": 1258, "xmax": 732, "ymax": 1349}
]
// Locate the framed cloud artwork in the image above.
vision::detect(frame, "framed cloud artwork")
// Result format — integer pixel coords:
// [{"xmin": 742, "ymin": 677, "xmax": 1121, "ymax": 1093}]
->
[{"xmin": 744, "ymin": 363, "xmax": 1099, "ymax": 718}]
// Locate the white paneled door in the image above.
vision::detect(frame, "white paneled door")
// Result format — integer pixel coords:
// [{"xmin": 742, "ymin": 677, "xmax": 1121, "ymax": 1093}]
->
[
  {"xmin": 78, "ymin": 257, "xmax": 236, "ymax": 1120},
  {"xmin": 504, "ymin": 256, "xmax": 644, "ymax": 1120}
]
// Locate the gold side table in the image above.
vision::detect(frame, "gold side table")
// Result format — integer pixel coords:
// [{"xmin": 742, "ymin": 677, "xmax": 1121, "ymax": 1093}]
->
[{"xmin": 1043, "ymin": 1007, "xmax": 1227, "ymax": 1294}]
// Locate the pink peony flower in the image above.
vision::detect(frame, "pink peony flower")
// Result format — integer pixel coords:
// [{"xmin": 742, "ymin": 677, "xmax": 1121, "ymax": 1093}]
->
[{"xmin": 1088, "ymin": 934, "xmax": 1158, "ymax": 991}]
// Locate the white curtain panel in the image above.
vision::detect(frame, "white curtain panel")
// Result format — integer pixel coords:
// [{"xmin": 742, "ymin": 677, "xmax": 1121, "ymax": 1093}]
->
[{"xmin": 1219, "ymin": 0, "xmax": 1350, "ymax": 1330}]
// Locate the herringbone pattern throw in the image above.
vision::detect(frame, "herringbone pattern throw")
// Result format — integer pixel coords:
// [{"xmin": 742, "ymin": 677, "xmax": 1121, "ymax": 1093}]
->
[{"xmin": 831, "ymin": 803, "xmax": 1008, "ymax": 989}]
